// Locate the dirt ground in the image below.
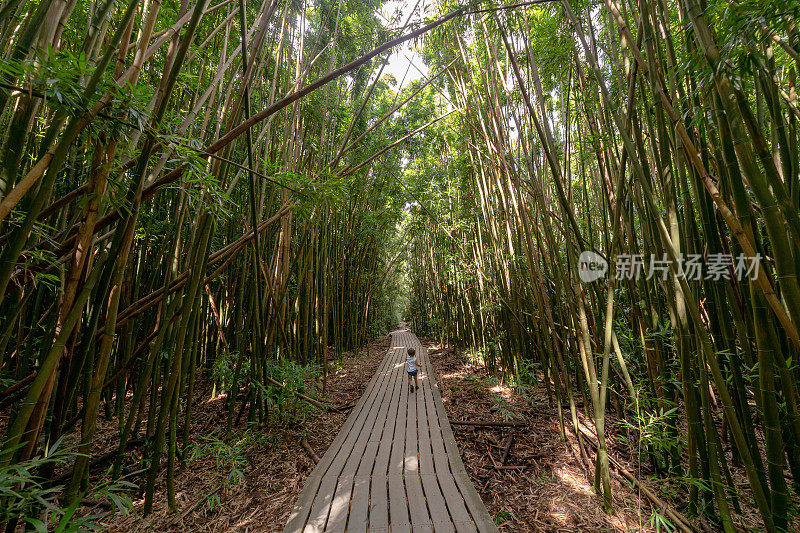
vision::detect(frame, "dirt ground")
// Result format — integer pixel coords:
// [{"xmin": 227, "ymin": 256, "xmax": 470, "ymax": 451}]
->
[{"xmin": 421, "ymin": 339, "xmax": 658, "ymax": 532}]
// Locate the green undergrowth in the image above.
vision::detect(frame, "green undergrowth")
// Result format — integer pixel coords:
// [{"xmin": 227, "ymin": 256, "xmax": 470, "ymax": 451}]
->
[{"xmin": 0, "ymin": 438, "xmax": 134, "ymax": 531}]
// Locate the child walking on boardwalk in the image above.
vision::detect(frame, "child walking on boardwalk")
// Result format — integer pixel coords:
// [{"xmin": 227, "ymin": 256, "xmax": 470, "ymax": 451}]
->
[{"xmin": 406, "ymin": 347, "xmax": 419, "ymax": 392}]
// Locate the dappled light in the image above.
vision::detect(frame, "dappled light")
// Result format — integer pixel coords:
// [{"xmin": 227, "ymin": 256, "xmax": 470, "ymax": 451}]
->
[
  {"xmin": 488, "ymin": 384, "xmax": 514, "ymax": 402},
  {"xmin": 553, "ymin": 467, "xmax": 593, "ymax": 497}
]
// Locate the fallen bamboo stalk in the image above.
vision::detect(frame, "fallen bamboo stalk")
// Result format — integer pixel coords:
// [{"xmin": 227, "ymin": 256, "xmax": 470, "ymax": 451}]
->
[
  {"xmin": 500, "ymin": 432, "xmax": 515, "ymax": 465},
  {"xmin": 301, "ymin": 438, "xmax": 320, "ymax": 464},
  {"xmin": 574, "ymin": 423, "xmax": 695, "ymax": 533},
  {"xmin": 263, "ymin": 375, "xmax": 330, "ymax": 411},
  {"xmin": 451, "ymin": 420, "xmax": 527, "ymax": 428}
]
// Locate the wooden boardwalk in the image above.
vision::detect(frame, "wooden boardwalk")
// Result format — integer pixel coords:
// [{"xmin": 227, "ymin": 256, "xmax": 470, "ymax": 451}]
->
[{"xmin": 283, "ymin": 328, "xmax": 498, "ymax": 533}]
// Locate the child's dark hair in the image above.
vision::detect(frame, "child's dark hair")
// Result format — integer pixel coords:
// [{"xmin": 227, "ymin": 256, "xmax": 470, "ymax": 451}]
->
[{"xmin": 407, "ymin": 347, "xmax": 416, "ymax": 356}]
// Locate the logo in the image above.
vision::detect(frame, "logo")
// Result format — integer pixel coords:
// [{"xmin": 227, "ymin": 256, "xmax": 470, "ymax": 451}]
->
[{"xmin": 578, "ymin": 251, "xmax": 608, "ymax": 282}]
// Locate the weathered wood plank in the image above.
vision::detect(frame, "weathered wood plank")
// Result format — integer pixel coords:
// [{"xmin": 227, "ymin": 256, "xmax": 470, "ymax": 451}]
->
[
  {"xmin": 284, "ymin": 346, "xmax": 396, "ymax": 532},
  {"xmin": 349, "ymin": 348, "xmax": 404, "ymax": 532},
  {"xmin": 388, "ymin": 342, "xmax": 410, "ymax": 528},
  {"xmin": 326, "ymin": 345, "xmax": 400, "ymax": 532},
  {"xmin": 426, "ymin": 345, "xmax": 497, "ymax": 533},
  {"xmin": 284, "ymin": 328, "xmax": 496, "ymax": 533},
  {"xmin": 405, "ymin": 363, "xmax": 431, "ymax": 528},
  {"xmin": 299, "ymin": 347, "xmax": 397, "ymax": 532},
  {"xmin": 369, "ymin": 349, "xmax": 403, "ymax": 531}
]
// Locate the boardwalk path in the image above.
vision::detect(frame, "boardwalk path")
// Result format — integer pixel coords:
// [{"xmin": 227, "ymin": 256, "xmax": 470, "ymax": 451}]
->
[{"xmin": 283, "ymin": 328, "xmax": 498, "ymax": 533}]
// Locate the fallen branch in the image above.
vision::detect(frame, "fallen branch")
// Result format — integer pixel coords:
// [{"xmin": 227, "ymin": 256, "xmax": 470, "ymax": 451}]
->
[
  {"xmin": 494, "ymin": 465, "xmax": 526, "ymax": 471},
  {"xmin": 574, "ymin": 423, "xmax": 695, "ymax": 533},
  {"xmin": 500, "ymin": 432, "xmax": 515, "ymax": 465},
  {"xmin": 450, "ymin": 420, "xmax": 527, "ymax": 428},
  {"xmin": 301, "ymin": 438, "xmax": 320, "ymax": 464},
  {"xmin": 263, "ymin": 375, "xmax": 330, "ymax": 411}
]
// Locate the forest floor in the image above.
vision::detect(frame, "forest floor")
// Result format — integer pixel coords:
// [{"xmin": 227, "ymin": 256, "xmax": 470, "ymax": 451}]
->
[
  {"xmin": 421, "ymin": 338, "xmax": 656, "ymax": 532},
  {"xmin": 31, "ymin": 329, "xmax": 785, "ymax": 531},
  {"xmin": 421, "ymin": 338, "xmax": 789, "ymax": 533},
  {"xmin": 97, "ymin": 333, "xmax": 391, "ymax": 532}
]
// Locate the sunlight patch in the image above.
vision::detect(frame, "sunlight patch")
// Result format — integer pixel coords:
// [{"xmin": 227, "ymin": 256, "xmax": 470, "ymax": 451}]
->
[
  {"xmin": 554, "ymin": 466, "xmax": 593, "ymax": 496},
  {"xmin": 489, "ymin": 384, "xmax": 514, "ymax": 400}
]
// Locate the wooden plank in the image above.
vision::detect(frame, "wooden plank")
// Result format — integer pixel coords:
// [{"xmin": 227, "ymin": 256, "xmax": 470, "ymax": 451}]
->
[
  {"xmin": 388, "ymin": 335, "xmax": 410, "ymax": 527},
  {"xmin": 425, "ymin": 343, "xmax": 498, "ymax": 533},
  {"xmin": 388, "ymin": 474, "xmax": 409, "ymax": 528},
  {"xmin": 452, "ymin": 521, "xmax": 479, "ymax": 533},
  {"xmin": 299, "ymin": 348, "xmax": 398, "ymax": 533},
  {"xmin": 420, "ymin": 474, "xmax": 455, "ymax": 533},
  {"xmin": 325, "ymin": 345, "xmax": 400, "ymax": 532},
  {"xmin": 347, "ymin": 453, "xmax": 375, "ymax": 531},
  {"xmin": 413, "ymin": 523, "xmax": 434, "ymax": 533},
  {"xmin": 405, "ymin": 363, "xmax": 432, "ymax": 528},
  {"xmin": 346, "ymin": 474, "xmax": 370, "ymax": 533},
  {"xmin": 348, "ymin": 348, "xmax": 404, "ymax": 532},
  {"xmin": 324, "ymin": 472, "xmax": 354, "ymax": 533},
  {"xmin": 367, "ymin": 474, "xmax": 389, "ymax": 531},
  {"xmin": 369, "ymin": 347, "xmax": 403, "ymax": 531},
  {"xmin": 284, "ymin": 347, "xmax": 396, "ymax": 532}
]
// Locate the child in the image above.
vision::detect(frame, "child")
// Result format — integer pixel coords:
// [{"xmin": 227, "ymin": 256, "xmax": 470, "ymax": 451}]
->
[{"xmin": 406, "ymin": 347, "xmax": 419, "ymax": 392}]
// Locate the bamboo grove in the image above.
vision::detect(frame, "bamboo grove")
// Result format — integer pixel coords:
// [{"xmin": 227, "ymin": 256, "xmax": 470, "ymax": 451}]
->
[
  {"xmin": 406, "ymin": 0, "xmax": 800, "ymax": 531},
  {"xmin": 0, "ymin": 0, "xmax": 440, "ymax": 525},
  {"xmin": 1, "ymin": 0, "xmax": 799, "ymax": 529}
]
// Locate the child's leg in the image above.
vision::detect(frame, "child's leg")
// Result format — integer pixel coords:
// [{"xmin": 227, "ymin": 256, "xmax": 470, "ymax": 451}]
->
[{"xmin": 414, "ymin": 374, "xmax": 419, "ymax": 387}]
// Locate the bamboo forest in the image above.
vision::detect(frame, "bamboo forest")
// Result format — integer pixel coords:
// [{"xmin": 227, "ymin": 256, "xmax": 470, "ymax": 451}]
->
[{"xmin": 1, "ymin": 0, "xmax": 799, "ymax": 530}]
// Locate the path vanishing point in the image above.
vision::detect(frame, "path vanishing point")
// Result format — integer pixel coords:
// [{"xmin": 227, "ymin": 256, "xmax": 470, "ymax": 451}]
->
[{"xmin": 283, "ymin": 327, "xmax": 498, "ymax": 533}]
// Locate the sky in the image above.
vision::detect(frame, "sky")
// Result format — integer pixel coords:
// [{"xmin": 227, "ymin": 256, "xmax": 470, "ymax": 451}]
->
[{"xmin": 378, "ymin": 0, "xmax": 431, "ymax": 86}]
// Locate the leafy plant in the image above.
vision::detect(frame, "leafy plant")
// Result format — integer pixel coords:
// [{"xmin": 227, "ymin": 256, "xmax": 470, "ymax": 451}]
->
[
  {"xmin": 263, "ymin": 359, "xmax": 321, "ymax": 423},
  {"xmin": 488, "ymin": 396, "xmax": 519, "ymax": 421},
  {"xmin": 618, "ymin": 396, "xmax": 682, "ymax": 467},
  {"xmin": 212, "ymin": 349, "xmax": 247, "ymax": 390},
  {"xmin": 187, "ymin": 430, "xmax": 257, "ymax": 490},
  {"xmin": 464, "ymin": 346, "xmax": 486, "ymax": 366},
  {"xmin": 0, "ymin": 438, "xmax": 72, "ymax": 525},
  {"xmin": 649, "ymin": 510, "xmax": 676, "ymax": 532},
  {"xmin": 0, "ymin": 437, "xmax": 132, "ymax": 531},
  {"xmin": 493, "ymin": 509, "xmax": 512, "ymax": 525}
]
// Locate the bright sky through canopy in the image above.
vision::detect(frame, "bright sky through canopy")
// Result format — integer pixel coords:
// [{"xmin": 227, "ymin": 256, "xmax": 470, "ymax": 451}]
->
[{"xmin": 379, "ymin": 0, "xmax": 431, "ymax": 85}]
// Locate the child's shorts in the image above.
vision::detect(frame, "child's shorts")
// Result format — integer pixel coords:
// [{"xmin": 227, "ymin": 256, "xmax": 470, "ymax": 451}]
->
[{"xmin": 407, "ymin": 369, "xmax": 418, "ymax": 376}]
